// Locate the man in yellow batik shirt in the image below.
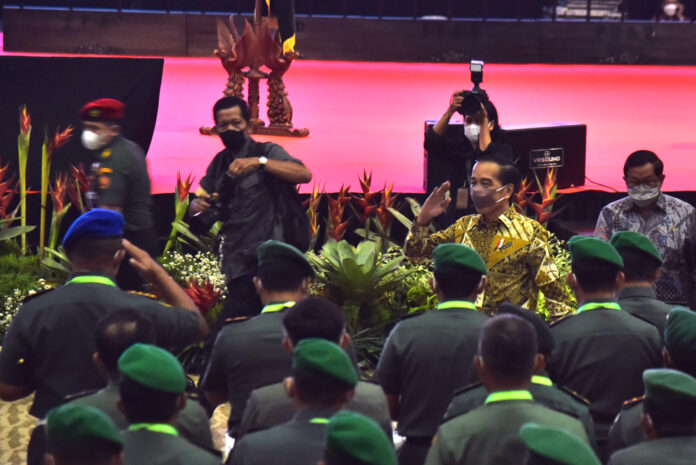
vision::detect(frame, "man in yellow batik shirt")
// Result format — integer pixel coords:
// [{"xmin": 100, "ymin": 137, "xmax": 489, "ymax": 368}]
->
[{"xmin": 405, "ymin": 154, "xmax": 574, "ymax": 320}]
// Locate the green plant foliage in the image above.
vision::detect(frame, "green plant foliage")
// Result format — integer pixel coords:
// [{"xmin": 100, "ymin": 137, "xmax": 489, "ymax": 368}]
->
[
  {"xmin": 307, "ymin": 239, "xmax": 437, "ymax": 373},
  {"xmin": 536, "ymin": 233, "xmax": 577, "ymax": 321}
]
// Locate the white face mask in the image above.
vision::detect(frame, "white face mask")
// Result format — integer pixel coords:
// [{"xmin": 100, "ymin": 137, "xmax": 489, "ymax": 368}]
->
[
  {"xmin": 664, "ymin": 4, "xmax": 678, "ymax": 15},
  {"xmin": 81, "ymin": 130, "xmax": 107, "ymax": 151},
  {"xmin": 627, "ymin": 184, "xmax": 660, "ymax": 207},
  {"xmin": 464, "ymin": 124, "xmax": 480, "ymax": 145}
]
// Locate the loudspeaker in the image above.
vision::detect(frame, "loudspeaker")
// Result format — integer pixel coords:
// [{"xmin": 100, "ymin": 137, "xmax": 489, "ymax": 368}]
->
[{"xmin": 424, "ymin": 121, "xmax": 586, "ymax": 192}]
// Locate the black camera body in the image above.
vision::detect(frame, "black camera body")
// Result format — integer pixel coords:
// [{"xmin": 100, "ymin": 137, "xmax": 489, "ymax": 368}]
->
[
  {"xmin": 189, "ymin": 193, "xmax": 227, "ymax": 234},
  {"xmin": 456, "ymin": 60, "xmax": 490, "ymax": 116}
]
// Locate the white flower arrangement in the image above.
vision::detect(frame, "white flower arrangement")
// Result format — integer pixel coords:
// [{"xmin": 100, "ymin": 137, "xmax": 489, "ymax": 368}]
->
[
  {"xmin": 1, "ymin": 279, "xmax": 53, "ymax": 339},
  {"xmin": 158, "ymin": 251, "xmax": 227, "ymax": 296}
]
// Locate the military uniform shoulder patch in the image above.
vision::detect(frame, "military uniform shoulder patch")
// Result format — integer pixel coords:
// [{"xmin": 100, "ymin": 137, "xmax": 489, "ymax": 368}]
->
[
  {"xmin": 21, "ymin": 287, "xmax": 55, "ymax": 304},
  {"xmin": 64, "ymin": 388, "xmax": 100, "ymax": 402},
  {"xmin": 558, "ymin": 384, "xmax": 590, "ymax": 405},
  {"xmin": 549, "ymin": 314, "xmax": 574, "ymax": 327},
  {"xmin": 223, "ymin": 316, "xmax": 251, "ymax": 325},
  {"xmin": 452, "ymin": 381, "xmax": 484, "ymax": 396},
  {"xmin": 128, "ymin": 290, "xmax": 159, "ymax": 300},
  {"xmin": 621, "ymin": 395, "xmax": 645, "ymax": 409}
]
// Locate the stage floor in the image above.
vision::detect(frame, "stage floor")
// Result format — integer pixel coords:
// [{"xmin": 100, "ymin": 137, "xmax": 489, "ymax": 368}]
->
[{"xmin": 3, "ymin": 33, "xmax": 696, "ymax": 195}]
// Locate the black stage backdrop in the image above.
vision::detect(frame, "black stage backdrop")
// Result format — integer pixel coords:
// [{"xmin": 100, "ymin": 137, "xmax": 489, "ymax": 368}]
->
[{"xmin": 0, "ymin": 56, "xmax": 163, "ymax": 246}]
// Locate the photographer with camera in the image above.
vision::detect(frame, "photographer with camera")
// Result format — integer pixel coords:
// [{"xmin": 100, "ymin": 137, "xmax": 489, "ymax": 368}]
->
[
  {"xmin": 425, "ymin": 61, "xmax": 512, "ymax": 227},
  {"xmin": 188, "ymin": 96, "xmax": 312, "ymax": 323}
]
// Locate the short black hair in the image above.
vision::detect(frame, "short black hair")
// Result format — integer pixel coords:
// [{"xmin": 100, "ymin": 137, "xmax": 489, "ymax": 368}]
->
[
  {"xmin": 293, "ymin": 368, "xmax": 354, "ymax": 406},
  {"xmin": 476, "ymin": 157, "xmax": 521, "ymax": 192},
  {"xmin": 571, "ymin": 259, "xmax": 622, "ymax": 294},
  {"xmin": 478, "ymin": 314, "xmax": 538, "ymax": 380},
  {"xmin": 433, "ymin": 269, "xmax": 483, "ymax": 301},
  {"xmin": 282, "ymin": 297, "xmax": 346, "ymax": 346},
  {"xmin": 95, "ymin": 308, "xmax": 156, "ymax": 373},
  {"xmin": 118, "ymin": 376, "xmax": 179, "ymax": 424},
  {"xmin": 258, "ymin": 263, "xmax": 309, "ymax": 292},
  {"xmin": 47, "ymin": 439, "xmax": 122, "ymax": 465},
  {"xmin": 65, "ymin": 238, "xmax": 122, "ymax": 262},
  {"xmin": 213, "ymin": 96, "xmax": 250, "ymax": 123},
  {"xmin": 497, "ymin": 303, "xmax": 555, "ymax": 358},
  {"xmin": 623, "ymin": 150, "xmax": 664, "ymax": 178},
  {"xmin": 616, "ymin": 248, "xmax": 661, "ymax": 283},
  {"xmin": 644, "ymin": 398, "xmax": 696, "ymax": 437}
]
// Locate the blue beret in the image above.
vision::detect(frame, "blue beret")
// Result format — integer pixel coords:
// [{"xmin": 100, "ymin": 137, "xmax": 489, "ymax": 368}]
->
[{"xmin": 62, "ymin": 209, "xmax": 125, "ymax": 249}]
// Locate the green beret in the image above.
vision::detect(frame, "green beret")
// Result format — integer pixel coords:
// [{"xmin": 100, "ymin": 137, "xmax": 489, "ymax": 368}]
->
[
  {"xmin": 610, "ymin": 231, "xmax": 662, "ymax": 264},
  {"xmin": 643, "ymin": 368, "xmax": 696, "ymax": 410},
  {"xmin": 257, "ymin": 240, "xmax": 314, "ymax": 278},
  {"xmin": 664, "ymin": 307, "xmax": 696, "ymax": 360},
  {"xmin": 293, "ymin": 338, "xmax": 357, "ymax": 387},
  {"xmin": 47, "ymin": 404, "xmax": 123, "ymax": 448},
  {"xmin": 118, "ymin": 343, "xmax": 186, "ymax": 393},
  {"xmin": 519, "ymin": 423, "xmax": 600, "ymax": 465},
  {"xmin": 432, "ymin": 243, "xmax": 487, "ymax": 275},
  {"xmin": 568, "ymin": 235, "xmax": 623, "ymax": 268},
  {"xmin": 326, "ymin": 411, "xmax": 396, "ymax": 465}
]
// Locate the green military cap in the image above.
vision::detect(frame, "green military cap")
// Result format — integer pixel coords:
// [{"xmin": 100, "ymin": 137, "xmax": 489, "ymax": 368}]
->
[
  {"xmin": 432, "ymin": 243, "xmax": 488, "ymax": 275},
  {"xmin": 47, "ymin": 404, "xmax": 123, "ymax": 448},
  {"xmin": 568, "ymin": 235, "xmax": 623, "ymax": 268},
  {"xmin": 326, "ymin": 411, "xmax": 396, "ymax": 465},
  {"xmin": 293, "ymin": 338, "xmax": 357, "ymax": 387},
  {"xmin": 610, "ymin": 231, "xmax": 662, "ymax": 264},
  {"xmin": 519, "ymin": 423, "xmax": 600, "ymax": 465},
  {"xmin": 257, "ymin": 240, "xmax": 314, "ymax": 277},
  {"xmin": 118, "ymin": 343, "xmax": 187, "ymax": 393},
  {"xmin": 643, "ymin": 368, "xmax": 696, "ymax": 410},
  {"xmin": 664, "ymin": 307, "xmax": 696, "ymax": 359}
]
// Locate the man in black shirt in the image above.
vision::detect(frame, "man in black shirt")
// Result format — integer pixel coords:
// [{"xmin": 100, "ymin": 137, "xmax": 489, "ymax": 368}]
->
[{"xmin": 189, "ymin": 96, "xmax": 312, "ymax": 320}]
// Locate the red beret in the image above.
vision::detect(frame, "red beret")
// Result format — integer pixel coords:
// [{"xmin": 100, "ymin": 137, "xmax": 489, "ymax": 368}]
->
[{"xmin": 79, "ymin": 98, "xmax": 125, "ymax": 122}]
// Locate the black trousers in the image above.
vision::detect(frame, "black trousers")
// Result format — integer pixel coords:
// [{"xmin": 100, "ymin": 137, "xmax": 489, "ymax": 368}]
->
[
  {"xmin": 398, "ymin": 437, "xmax": 433, "ymax": 465},
  {"xmin": 216, "ymin": 274, "xmax": 263, "ymax": 327}
]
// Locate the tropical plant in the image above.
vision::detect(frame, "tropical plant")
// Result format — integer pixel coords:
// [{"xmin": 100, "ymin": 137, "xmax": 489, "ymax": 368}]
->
[
  {"xmin": 17, "ymin": 106, "xmax": 31, "ymax": 255},
  {"xmin": 0, "ymin": 156, "xmax": 34, "ymax": 245},
  {"xmin": 39, "ymin": 125, "xmax": 73, "ymax": 255},
  {"xmin": 48, "ymin": 174, "xmax": 72, "ymax": 251},
  {"xmin": 164, "ymin": 172, "xmax": 198, "ymax": 253}
]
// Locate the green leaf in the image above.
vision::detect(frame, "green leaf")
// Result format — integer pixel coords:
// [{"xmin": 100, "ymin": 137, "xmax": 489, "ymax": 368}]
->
[
  {"xmin": 172, "ymin": 220, "xmax": 205, "ymax": 248},
  {"xmin": 386, "ymin": 207, "xmax": 413, "ymax": 230},
  {"xmin": 0, "ymin": 225, "xmax": 36, "ymax": 241}
]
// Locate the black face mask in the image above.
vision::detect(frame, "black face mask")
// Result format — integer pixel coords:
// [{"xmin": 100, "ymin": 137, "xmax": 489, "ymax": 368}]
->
[{"xmin": 219, "ymin": 130, "xmax": 246, "ymax": 151}]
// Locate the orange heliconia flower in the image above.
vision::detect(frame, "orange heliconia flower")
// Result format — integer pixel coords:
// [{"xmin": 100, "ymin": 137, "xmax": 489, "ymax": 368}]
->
[
  {"xmin": 48, "ymin": 126, "xmax": 74, "ymax": 155},
  {"xmin": 176, "ymin": 172, "xmax": 195, "ymax": 203},
  {"xmin": 19, "ymin": 106, "xmax": 31, "ymax": 137},
  {"xmin": 51, "ymin": 173, "xmax": 70, "ymax": 213},
  {"xmin": 0, "ymin": 157, "xmax": 16, "ymax": 219}
]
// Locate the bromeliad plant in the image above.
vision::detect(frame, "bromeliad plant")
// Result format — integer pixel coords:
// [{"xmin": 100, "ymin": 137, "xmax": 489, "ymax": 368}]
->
[{"xmin": 47, "ymin": 174, "xmax": 72, "ymax": 252}]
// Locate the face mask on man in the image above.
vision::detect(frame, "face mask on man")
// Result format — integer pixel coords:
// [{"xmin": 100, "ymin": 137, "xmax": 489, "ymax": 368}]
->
[
  {"xmin": 219, "ymin": 130, "xmax": 246, "ymax": 151},
  {"xmin": 627, "ymin": 184, "xmax": 660, "ymax": 207},
  {"xmin": 470, "ymin": 184, "xmax": 509, "ymax": 211},
  {"xmin": 664, "ymin": 3, "xmax": 678, "ymax": 16},
  {"xmin": 464, "ymin": 124, "xmax": 480, "ymax": 145},
  {"xmin": 81, "ymin": 130, "xmax": 107, "ymax": 151}
]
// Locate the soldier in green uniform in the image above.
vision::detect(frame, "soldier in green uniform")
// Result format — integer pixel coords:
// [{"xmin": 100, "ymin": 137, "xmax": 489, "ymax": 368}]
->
[
  {"xmin": 322, "ymin": 411, "xmax": 397, "ymax": 465},
  {"xmin": 611, "ymin": 231, "xmax": 672, "ymax": 336},
  {"xmin": 0, "ymin": 209, "xmax": 206, "ymax": 419},
  {"xmin": 66, "ymin": 308, "xmax": 216, "ymax": 454},
  {"xmin": 119, "ymin": 344, "xmax": 221, "ymax": 465},
  {"xmin": 607, "ymin": 369, "xmax": 696, "ymax": 465},
  {"xmin": 374, "ymin": 243, "xmax": 490, "ymax": 465},
  {"xmin": 607, "ymin": 306, "xmax": 696, "ymax": 455},
  {"xmin": 425, "ymin": 315, "xmax": 589, "ymax": 465},
  {"xmin": 45, "ymin": 404, "xmax": 124, "ymax": 465},
  {"xmin": 237, "ymin": 297, "xmax": 392, "ymax": 439},
  {"xmin": 519, "ymin": 423, "xmax": 601, "ymax": 465},
  {"xmin": 547, "ymin": 236, "xmax": 662, "ymax": 453},
  {"xmin": 444, "ymin": 302, "xmax": 596, "ymax": 449},
  {"xmin": 228, "ymin": 338, "xmax": 358, "ymax": 465},
  {"xmin": 79, "ymin": 98, "xmax": 156, "ymax": 291},
  {"xmin": 200, "ymin": 240, "xmax": 315, "ymax": 438}
]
